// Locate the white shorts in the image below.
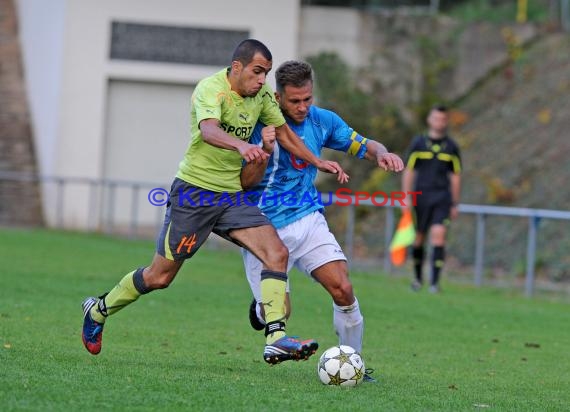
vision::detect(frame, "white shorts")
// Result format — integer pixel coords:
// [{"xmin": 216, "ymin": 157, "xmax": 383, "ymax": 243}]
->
[{"xmin": 242, "ymin": 211, "xmax": 347, "ymax": 303}]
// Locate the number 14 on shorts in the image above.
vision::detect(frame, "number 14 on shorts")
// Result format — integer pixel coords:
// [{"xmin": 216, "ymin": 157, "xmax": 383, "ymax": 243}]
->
[{"xmin": 177, "ymin": 233, "xmax": 197, "ymax": 254}]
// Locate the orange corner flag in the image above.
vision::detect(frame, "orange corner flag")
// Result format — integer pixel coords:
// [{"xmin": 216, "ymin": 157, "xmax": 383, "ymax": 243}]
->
[{"xmin": 389, "ymin": 209, "xmax": 415, "ymax": 266}]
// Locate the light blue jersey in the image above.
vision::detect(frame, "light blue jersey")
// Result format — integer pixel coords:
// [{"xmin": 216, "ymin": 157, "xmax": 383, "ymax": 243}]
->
[{"xmin": 247, "ymin": 106, "xmax": 368, "ymax": 228}]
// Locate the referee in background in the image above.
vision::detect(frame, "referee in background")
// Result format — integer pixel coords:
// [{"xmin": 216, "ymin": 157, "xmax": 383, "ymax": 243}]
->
[{"xmin": 402, "ymin": 105, "xmax": 462, "ymax": 293}]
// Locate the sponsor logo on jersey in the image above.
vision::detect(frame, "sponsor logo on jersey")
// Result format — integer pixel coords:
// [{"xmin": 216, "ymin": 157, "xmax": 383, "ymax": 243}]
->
[
  {"xmin": 290, "ymin": 154, "xmax": 308, "ymax": 170},
  {"xmin": 220, "ymin": 122, "xmax": 253, "ymax": 138}
]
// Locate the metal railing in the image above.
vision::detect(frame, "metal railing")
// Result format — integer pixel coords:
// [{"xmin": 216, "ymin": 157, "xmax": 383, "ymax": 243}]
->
[
  {"xmin": 0, "ymin": 171, "xmax": 167, "ymax": 238},
  {"xmin": 2, "ymin": 172, "xmax": 569, "ymax": 296},
  {"xmin": 321, "ymin": 196, "xmax": 570, "ymax": 297}
]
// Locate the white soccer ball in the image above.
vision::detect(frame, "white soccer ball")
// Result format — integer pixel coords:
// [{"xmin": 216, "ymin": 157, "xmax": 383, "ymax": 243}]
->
[{"xmin": 317, "ymin": 345, "xmax": 365, "ymax": 387}]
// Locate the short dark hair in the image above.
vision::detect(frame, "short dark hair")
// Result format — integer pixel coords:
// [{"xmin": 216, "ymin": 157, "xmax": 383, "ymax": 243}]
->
[
  {"xmin": 431, "ymin": 104, "xmax": 448, "ymax": 113},
  {"xmin": 231, "ymin": 39, "xmax": 272, "ymax": 66},
  {"xmin": 275, "ymin": 60, "xmax": 313, "ymax": 93}
]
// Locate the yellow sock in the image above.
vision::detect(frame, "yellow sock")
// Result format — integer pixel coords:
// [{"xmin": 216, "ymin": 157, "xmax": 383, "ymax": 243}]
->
[
  {"xmin": 261, "ymin": 271, "xmax": 287, "ymax": 344},
  {"xmin": 90, "ymin": 269, "xmax": 145, "ymax": 323}
]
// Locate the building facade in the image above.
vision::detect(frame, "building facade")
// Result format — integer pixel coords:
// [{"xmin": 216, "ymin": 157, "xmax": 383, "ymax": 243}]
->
[{"xmin": 16, "ymin": 0, "xmax": 300, "ymax": 231}]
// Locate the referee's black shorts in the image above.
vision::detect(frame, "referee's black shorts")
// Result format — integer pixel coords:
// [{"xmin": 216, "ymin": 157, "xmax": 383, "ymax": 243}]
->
[
  {"xmin": 413, "ymin": 190, "xmax": 452, "ymax": 234},
  {"xmin": 156, "ymin": 178, "xmax": 270, "ymax": 261}
]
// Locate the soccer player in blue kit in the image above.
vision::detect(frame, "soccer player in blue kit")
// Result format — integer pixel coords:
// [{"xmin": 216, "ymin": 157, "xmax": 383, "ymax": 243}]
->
[
  {"xmin": 81, "ymin": 41, "xmax": 349, "ymax": 364},
  {"xmin": 240, "ymin": 60, "xmax": 404, "ymax": 381}
]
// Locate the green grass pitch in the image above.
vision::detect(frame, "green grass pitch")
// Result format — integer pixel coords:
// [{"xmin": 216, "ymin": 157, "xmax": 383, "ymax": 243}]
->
[{"xmin": 1, "ymin": 228, "xmax": 569, "ymax": 411}]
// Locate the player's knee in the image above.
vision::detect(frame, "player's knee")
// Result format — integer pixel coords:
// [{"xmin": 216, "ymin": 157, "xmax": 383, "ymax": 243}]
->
[
  {"xmin": 331, "ymin": 280, "xmax": 354, "ymax": 306},
  {"xmin": 150, "ymin": 276, "xmax": 172, "ymax": 290},
  {"xmin": 339, "ymin": 282, "xmax": 355, "ymax": 305},
  {"xmin": 265, "ymin": 243, "xmax": 288, "ymax": 269},
  {"xmin": 144, "ymin": 276, "xmax": 170, "ymax": 290},
  {"xmin": 144, "ymin": 266, "xmax": 177, "ymax": 290},
  {"xmin": 276, "ymin": 243, "xmax": 288, "ymax": 264},
  {"xmin": 430, "ymin": 226, "xmax": 446, "ymax": 245}
]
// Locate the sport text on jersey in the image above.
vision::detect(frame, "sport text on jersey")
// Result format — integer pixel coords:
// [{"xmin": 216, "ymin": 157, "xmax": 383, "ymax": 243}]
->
[{"xmin": 220, "ymin": 123, "xmax": 253, "ymax": 138}]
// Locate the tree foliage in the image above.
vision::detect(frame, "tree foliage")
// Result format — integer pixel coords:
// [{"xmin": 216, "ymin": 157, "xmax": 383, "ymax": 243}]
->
[{"xmin": 307, "ymin": 52, "xmax": 412, "ymax": 156}]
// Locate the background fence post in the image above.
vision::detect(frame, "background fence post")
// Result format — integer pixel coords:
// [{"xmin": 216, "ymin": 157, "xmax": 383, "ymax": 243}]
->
[
  {"xmin": 55, "ymin": 177, "xmax": 64, "ymax": 229},
  {"xmin": 129, "ymin": 184, "xmax": 140, "ymax": 239},
  {"xmin": 106, "ymin": 182, "xmax": 116, "ymax": 235},
  {"xmin": 525, "ymin": 216, "xmax": 540, "ymax": 296},
  {"xmin": 474, "ymin": 213, "xmax": 486, "ymax": 286}
]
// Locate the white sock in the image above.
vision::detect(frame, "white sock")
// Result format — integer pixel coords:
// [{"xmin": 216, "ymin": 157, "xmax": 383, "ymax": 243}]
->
[
  {"xmin": 255, "ymin": 301, "xmax": 266, "ymax": 325},
  {"xmin": 333, "ymin": 298, "xmax": 364, "ymax": 353}
]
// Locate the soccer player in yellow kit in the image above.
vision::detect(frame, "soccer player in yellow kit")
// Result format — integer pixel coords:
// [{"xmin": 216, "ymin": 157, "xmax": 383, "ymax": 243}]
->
[{"xmin": 81, "ymin": 39, "xmax": 347, "ymax": 364}]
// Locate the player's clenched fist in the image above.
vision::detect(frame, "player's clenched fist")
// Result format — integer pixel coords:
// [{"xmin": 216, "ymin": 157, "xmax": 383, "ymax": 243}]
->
[{"xmin": 261, "ymin": 126, "xmax": 276, "ymax": 154}]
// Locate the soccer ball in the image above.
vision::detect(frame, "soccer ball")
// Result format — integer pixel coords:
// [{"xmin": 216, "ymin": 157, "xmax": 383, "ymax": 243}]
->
[{"xmin": 317, "ymin": 345, "xmax": 365, "ymax": 387}]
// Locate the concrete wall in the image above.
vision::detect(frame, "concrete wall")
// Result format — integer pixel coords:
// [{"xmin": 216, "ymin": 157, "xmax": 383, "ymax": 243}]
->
[
  {"xmin": 16, "ymin": 0, "xmax": 65, "ymax": 179},
  {"xmin": 16, "ymin": 0, "xmax": 301, "ymax": 230},
  {"xmin": 0, "ymin": 0, "xmax": 43, "ymax": 226},
  {"xmin": 299, "ymin": 6, "xmax": 365, "ymax": 66}
]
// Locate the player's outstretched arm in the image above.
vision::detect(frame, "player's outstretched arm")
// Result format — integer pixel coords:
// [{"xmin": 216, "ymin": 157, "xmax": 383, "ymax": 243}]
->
[
  {"xmin": 200, "ymin": 119, "xmax": 268, "ymax": 164},
  {"xmin": 275, "ymin": 124, "xmax": 349, "ymax": 183},
  {"xmin": 364, "ymin": 140, "xmax": 404, "ymax": 172}
]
